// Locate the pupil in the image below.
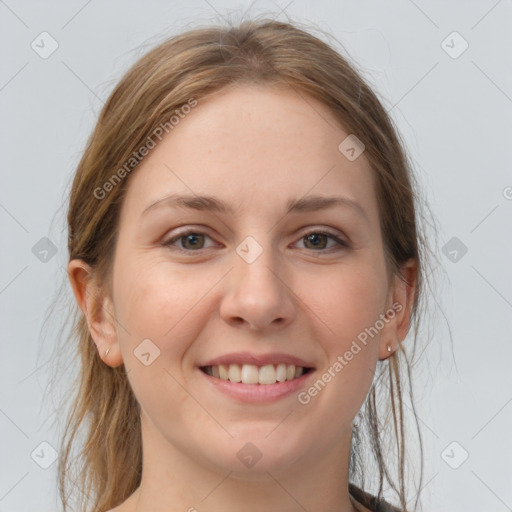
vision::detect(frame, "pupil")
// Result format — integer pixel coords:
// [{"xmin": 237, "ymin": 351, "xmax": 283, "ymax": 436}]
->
[
  {"xmin": 307, "ymin": 233, "xmax": 326, "ymax": 249},
  {"xmin": 184, "ymin": 234, "xmax": 202, "ymax": 249}
]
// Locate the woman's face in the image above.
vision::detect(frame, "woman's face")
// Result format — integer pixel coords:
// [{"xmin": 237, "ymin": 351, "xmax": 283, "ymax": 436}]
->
[{"xmin": 92, "ymin": 83, "xmax": 408, "ymax": 478}]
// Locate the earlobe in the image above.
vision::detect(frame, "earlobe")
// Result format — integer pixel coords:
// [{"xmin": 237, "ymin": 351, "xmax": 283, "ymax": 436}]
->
[{"xmin": 67, "ymin": 259, "xmax": 124, "ymax": 367}]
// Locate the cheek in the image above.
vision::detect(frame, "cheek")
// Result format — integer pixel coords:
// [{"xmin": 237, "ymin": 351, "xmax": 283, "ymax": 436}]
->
[
  {"xmin": 310, "ymin": 264, "xmax": 388, "ymax": 347},
  {"xmin": 112, "ymin": 256, "xmax": 213, "ymax": 356},
  {"xmin": 301, "ymin": 264, "xmax": 388, "ymax": 411},
  {"xmin": 112, "ymin": 259, "xmax": 211, "ymax": 411},
  {"xmin": 294, "ymin": 285, "xmax": 383, "ymax": 437}
]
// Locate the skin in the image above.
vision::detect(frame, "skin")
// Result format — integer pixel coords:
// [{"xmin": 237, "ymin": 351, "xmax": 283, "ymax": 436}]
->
[{"xmin": 68, "ymin": 83, "xmax": 416, "ymax": 512}]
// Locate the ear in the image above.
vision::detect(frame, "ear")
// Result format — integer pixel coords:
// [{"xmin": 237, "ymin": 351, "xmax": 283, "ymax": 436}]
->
[
  {"xmin": 67, "ymin": 259, "xmax": 124, "ymax": 367},
  {"xmin": 378, "ymin": 258, "xmax": 418, "ymax": 360}
]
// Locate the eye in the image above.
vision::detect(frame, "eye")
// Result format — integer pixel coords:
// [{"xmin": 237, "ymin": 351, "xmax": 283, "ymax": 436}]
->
[
  {"xmin": 294, "ymin": 230, "xmax": 349, "ymax": 251},
  {"xmin": 162, "ymin": 230, "xmax": 216, "ymax": 251}
]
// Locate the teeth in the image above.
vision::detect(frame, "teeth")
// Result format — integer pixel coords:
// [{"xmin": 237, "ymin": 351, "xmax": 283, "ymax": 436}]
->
[
  {"xmin": 276, "ymin": 363, "xmax": 287, "ymax": 382},
  {"xmin": 259, "ymin": 364, "xmax": 277, "ymax": 385},
  {"xmin": 228, "ymin": 364, "xmax": 241, "ymax": 383},
  {"xmin": 219, "ymin": 364, "xmax": 229, "ymax": 380},
  {"xmin": 203, "ymin": 363, "xmax": 308, "ymax": 385}
]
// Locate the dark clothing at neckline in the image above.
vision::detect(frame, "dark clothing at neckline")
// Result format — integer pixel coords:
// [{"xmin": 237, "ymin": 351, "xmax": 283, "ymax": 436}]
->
[{"xmin": 349, "ymin": 483, "xmax": 404, "ymax": 512}]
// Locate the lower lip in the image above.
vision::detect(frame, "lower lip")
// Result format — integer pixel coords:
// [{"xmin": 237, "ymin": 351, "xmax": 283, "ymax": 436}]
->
[{"xmin": 197, "ymin": 367, "xmax": 315, "ymax": 403}]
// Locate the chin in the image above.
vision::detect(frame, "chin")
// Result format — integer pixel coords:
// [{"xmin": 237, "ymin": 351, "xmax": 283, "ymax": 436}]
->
[{"xmin": 204, "ymin": 432, "xmax": 307, "ymax": 477}]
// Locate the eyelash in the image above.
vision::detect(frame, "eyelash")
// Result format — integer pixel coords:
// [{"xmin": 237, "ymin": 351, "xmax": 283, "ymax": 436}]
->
[{"xmin": 162, "ymin": 228, "xmax": 350, "ymax": 254}]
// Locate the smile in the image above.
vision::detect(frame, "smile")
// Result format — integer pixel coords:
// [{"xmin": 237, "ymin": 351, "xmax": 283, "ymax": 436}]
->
[{"xmin": 200, "ymin": 363, "xmax": 314, "ymax": 385}]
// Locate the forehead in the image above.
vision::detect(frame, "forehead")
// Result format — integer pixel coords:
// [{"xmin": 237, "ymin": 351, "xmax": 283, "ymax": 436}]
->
[{"xmin": 120, "ymin": 83, "xmax": 378, "ymax": 222}]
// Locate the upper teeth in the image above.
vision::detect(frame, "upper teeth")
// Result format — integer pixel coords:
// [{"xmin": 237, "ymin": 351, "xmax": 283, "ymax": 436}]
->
[{"xmin": 203, "ymin": 363, "xmax": 305, "ymax": 385}]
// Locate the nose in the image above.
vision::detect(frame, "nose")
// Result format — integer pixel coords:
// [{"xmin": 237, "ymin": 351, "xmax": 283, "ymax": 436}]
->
[{"xmin": 219, "ymin": 243, "xmax": 296, "ymax": 332}]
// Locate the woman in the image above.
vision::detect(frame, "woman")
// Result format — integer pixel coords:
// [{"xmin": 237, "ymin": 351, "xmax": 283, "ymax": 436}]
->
[{"xmin": 59, "ymin": 17, "xmax": 431, "ymax": 512}]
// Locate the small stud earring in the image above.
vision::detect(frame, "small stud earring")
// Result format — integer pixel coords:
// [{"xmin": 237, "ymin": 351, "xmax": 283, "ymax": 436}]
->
[
  {"xmin": 386, "ymin": 344, "xmax": 392, "ymax": 353},
  {"xmin": 105, "ymin": 347, "xmax": 110, "ymax": 357}
]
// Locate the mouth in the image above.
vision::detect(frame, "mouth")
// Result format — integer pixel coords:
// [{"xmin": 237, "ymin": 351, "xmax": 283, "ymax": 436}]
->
[{"xmin": 199, "ymin": 363, "xmax": 314, "ymax": 385}]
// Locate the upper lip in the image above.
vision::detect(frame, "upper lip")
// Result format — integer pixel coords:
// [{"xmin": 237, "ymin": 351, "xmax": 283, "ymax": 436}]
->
[{"xmin": 199, "ymin": 352, "xmax": 315, "ymax": 368}]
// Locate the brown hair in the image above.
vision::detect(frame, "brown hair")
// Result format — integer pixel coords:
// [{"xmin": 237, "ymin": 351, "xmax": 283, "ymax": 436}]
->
[{"xmin": 52, "ymin": 15, "xmax": 438, "ymax": 512}]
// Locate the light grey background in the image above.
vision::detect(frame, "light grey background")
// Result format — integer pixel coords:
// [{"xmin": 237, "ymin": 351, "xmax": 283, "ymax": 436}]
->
[{"xmin": 1, "ymin": 1, "xmax": 511, "ymax": 511}]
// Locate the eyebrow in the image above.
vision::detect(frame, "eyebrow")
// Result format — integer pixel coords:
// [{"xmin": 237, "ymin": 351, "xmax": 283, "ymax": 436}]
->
[{"xmin": 142, "ymin": 193, "xmax": 369, "ymax": 222}]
